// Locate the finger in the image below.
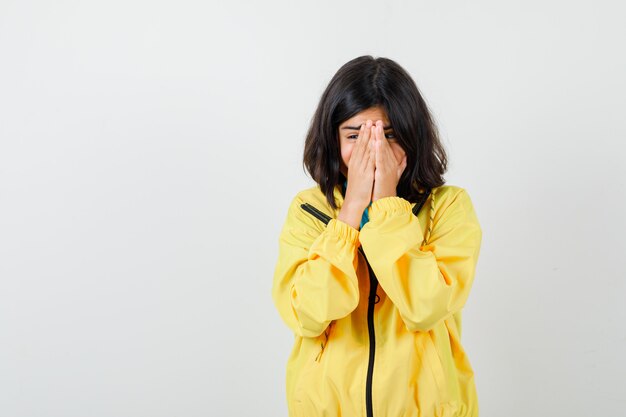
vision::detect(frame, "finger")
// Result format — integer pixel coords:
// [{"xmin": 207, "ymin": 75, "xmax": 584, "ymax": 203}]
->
[
  {"xmin": 375, "ymin": 121, "xmax": 385, "ymax": 155},
  {"xmin": 352, "ymin": 123, "xmax": 366, "ymax": 159},
  {"xmin": 360, "ymin": 121, "xmax": 374, "ymax": 163},
  {"xmin": 374, "ymin": 123, "xmax": 391, "ymax": 166},
  {"xmin": 352, "ymin": 122, "xmax": 372, "ymax": 170},
  {"xmin": 375, "ymin": 130, "xmax": 381, "ymax": 168},
  {"xmin": 368, "ymin": 142, "xmax": 376, "ymax": 172},
  {"xmin": 374, "ymin": 120, "xmax": 383, "ymax": 156},
  {"xmin": 354, "ymin": 121, "xmax": 372, "ymax": 160},
  {"xmin": 375, "ymin": 120, "xmax": 384, "ymax": 141},
  {"xmin": 356, "ymin": 123, "xmax": 366, "ymax": 144},
  {"xmin": 362, "ymin": 122, "xmax": 374, "ymax": 161},
  {"xmin": 376, "ymin": 122, "xmax": 391, "ymax": 153},
  {"xmin": 370, "ymin": 126, "xmax": 377, "ymax": 163},
  {"xmin": 382, "ymin": 142, "xmax": 397, "ymax": 166},
  {"xmin": 356, "ymin": 121, "xmax": 370, "ymax": 151},
  {"xmin": 362, "ymin": 120, "xmax": 372, "ymax": 140}
]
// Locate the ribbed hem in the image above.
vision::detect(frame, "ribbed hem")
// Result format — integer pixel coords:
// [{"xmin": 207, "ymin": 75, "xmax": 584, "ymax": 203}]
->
[
  {"xmin": 369, "ymin": 196, "xmax": 412, "ymax": 220},
  {"xmin": 327, "ymin": 218, "xmax": 360, "ymax": 246}
]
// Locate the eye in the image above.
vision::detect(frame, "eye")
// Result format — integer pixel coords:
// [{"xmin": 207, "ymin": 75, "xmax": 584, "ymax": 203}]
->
[{"xmin": 347, "ymin": 133, "xmax": 395, "ymax": 140}]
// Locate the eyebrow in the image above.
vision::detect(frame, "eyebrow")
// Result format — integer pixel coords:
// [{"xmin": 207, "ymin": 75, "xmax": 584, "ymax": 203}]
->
[{"xmin": 341, "ymin": 125, "xmax": 393, "ymax": 130}]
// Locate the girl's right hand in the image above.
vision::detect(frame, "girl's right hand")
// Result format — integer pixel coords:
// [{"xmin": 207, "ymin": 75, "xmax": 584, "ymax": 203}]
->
[{"xmin": 344, "ymin": 120, "xmax": 376, "ymax": 211}]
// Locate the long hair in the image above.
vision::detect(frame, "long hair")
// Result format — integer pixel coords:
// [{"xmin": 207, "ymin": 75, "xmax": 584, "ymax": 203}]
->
[{"xmin": 303, "ymin": 55, "xmax": 448, "ymax": 210}]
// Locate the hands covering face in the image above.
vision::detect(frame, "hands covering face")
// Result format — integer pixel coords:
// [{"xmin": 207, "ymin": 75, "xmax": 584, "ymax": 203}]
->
[
  {"xmin": 345, "ymin": 119, "xmax": 407, "ymax": 207},
  {"xmin": 372, "ymin": 120, "xmax": 407, "ymax": 201}
]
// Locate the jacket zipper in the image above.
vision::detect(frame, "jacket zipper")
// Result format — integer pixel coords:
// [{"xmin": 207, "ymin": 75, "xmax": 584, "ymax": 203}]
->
[{"xmin": 359, "ymin": 246, "xmax": 377, "ymax": 417}]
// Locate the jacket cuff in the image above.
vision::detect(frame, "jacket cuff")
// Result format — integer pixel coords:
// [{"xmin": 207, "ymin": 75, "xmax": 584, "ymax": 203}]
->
[
  {"xmin": 327, "ymin": 218, "xmax": 360, "ymax": 246},
  {"xmin": 369, "ymin": 196, "xmax": 412, "ymax": 220}
]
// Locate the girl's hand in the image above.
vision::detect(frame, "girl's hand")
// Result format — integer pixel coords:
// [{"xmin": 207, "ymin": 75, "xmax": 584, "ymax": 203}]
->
[
  {"xmin": 344, "ymin": 120, "xmax": 376, "ymax": 211},
  {"xmin": 373, "ymin": 120, "xmax": 407, "ymax": 201}
]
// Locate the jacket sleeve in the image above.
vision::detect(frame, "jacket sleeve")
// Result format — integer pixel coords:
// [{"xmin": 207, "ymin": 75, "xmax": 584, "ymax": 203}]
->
[
  {"xmin": 358, "ymin": 188, "xmax": 482, "ymax": 332},
  {"xmin": 271, "ymin": 194, "xmax": 361, "ymax": 338}
]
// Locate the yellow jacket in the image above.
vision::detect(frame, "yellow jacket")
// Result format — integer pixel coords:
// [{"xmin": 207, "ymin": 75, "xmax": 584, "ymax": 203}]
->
[{"xmin": 272, "ymin": 183, "xmax": 482, "ymax": 417}]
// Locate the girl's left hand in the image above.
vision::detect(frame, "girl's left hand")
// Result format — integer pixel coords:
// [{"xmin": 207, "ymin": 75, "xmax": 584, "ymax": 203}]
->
[{"xmin": 372, "ymin": 120, "xmax": 407, "ymax": 201}]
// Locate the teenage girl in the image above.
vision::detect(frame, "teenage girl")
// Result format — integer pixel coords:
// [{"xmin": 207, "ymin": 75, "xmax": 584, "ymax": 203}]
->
[{"xmin": 271, "ymin": 55, "xmax": 483, "ymax": 417}]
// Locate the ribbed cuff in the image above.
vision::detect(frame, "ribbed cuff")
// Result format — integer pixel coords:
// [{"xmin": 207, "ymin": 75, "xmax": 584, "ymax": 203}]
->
[
  {"xmin": 326, "ymin": 218, "xmax": 360, "ymax": 246},
  {"xmin": 369, "ymin": 196, "xmax": 412, "ymax": 220}
]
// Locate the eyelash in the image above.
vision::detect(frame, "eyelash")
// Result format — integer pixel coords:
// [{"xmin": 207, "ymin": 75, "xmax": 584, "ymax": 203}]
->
[{"xmin": 348, "ymin": 133, "xmax": 396, "ymax": 140}]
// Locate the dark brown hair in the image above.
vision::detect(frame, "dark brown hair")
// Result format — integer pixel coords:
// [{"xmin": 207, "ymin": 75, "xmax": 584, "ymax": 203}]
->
[{"xmin": 303, "ymin": 55, "xmax": 448, "ymax": 210}]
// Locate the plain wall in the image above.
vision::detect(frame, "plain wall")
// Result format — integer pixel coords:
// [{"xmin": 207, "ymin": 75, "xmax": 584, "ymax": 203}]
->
[{"xmin": 1, "ymin": 1, "xmax": 625, "ymax": 416}]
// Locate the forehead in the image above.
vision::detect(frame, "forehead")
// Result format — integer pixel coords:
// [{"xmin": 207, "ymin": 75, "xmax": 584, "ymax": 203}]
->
[{"xmin": 339, "ymin": 106, "xmax": 389, "ymax": 126}]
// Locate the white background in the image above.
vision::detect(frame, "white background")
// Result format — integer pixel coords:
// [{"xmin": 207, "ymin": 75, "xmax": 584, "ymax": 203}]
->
[{"xmin": 1, "ymin": 1, "xmax": 625, "ymax": 416}]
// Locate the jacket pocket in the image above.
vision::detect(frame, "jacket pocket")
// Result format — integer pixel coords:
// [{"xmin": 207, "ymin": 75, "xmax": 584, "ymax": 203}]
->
[
  {"xmin": 314, "ymin": 320, "xmax": 334, "ymax": 362},
  {"xmin": 292, "ymin": 400, "xmax": 304, "ymax": 417},
  {"xmin": 292, "ymin": 330, "xmax": 330, "ymax": 408},
  {"xmin": 418, "ymin": 333, "xmax": 450, "ymax": 404}
]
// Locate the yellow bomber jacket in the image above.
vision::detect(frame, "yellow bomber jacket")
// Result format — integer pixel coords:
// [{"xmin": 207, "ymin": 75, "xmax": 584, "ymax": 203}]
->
[{"xmin": 271, "ymin": 183, "xmax": 483, "ymax": 417}]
